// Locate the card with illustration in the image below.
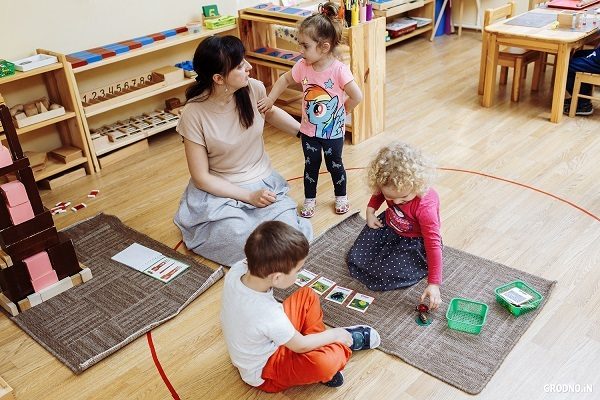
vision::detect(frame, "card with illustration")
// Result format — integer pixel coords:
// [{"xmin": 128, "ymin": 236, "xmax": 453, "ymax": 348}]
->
[
  {"xmin": 309, "ymin": 276, "xmax": 336, "ymax": 295},
  {"xmin": 295, "ymin": 269, "xmax": 317, "ymax": 287},
  {"xmin": 347, "ymin": 293, "xmax": 375, "ymax": 313},
  {"xmin": 325, "ymin": 286, "xmax": 353, "ymax": 304}
]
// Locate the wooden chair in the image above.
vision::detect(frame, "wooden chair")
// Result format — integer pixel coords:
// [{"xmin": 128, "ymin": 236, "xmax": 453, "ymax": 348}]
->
[
  {"xmin": 568, "ymin": 72, "xmax": 600, "ymax": 116},
  {"xmin": 478, "ymin": 2, "xmax": 543, "ymax": 102}
]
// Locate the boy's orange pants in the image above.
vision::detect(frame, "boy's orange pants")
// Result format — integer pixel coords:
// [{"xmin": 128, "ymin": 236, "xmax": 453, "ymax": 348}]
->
[{"xmin": 258, "ymin": 286, "xmax": 352, "ymax": 393}]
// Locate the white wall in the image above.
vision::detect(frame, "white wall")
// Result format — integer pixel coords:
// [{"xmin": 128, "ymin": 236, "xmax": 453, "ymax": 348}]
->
[
  {"xmin": 1, "ymin": 0, "xmax": 263, "ymax": 61},
  {"xmin": 455, "ymin": 0, "xmax": 529, "ymax": 30}
]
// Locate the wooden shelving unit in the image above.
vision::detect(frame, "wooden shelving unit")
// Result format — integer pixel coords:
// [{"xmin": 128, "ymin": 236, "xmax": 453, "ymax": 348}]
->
[
  {"xmin": 238, "ymin": 5, "xmax": 386, "ymax": 144},
  {"xmin": 64, "ymin": 25, "xmax": 237, "ymax": 171},
  {"xmin": 0, "ymin": 51, "xmax": 93, "ymax": 183},
  {"xmin": 373, "ymin": 0, "xmax": 435, "ymax": 47}
]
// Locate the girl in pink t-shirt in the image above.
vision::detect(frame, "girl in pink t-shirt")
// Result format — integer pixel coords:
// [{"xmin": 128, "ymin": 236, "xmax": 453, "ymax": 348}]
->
[
  {"xmin": 258, "ymin": 2, "xmax": 363, "ymax": 218},
  {"xmin": 347, "ymin": 142, "xmax": 443, "ymax": 310}
]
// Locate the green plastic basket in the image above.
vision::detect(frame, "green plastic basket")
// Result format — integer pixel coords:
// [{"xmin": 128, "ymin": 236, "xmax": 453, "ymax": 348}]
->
[
  {"xmin": 0, "ymin": 59, "xmax": 15, "ymax": 78},
  {"xmin": 446, "ymin": 298, "xmax": 489, "ymax": 335},
  {"xmin": 494, "ymin": 280, "xmax": 543, "ymax": 317}
]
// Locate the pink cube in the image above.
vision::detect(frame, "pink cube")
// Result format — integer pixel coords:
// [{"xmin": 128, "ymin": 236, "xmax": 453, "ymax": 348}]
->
[
  {"xmin": 31, "ymin": 269, "xmax": 59, "ymax": 292},
  {"xmin": 24, "ymin": 251, "xmax": 54, "ymax": 280},
  {"xmin": 0, "ymin": 180, "xmax": 29, "ymax": 207},
  {"xmin": 0, "ymin": 145, "xmax": 12, "ymax": 168},
  {"xmin": 7, "ymin": 201, "xmax": 35, "ymax": 225}
]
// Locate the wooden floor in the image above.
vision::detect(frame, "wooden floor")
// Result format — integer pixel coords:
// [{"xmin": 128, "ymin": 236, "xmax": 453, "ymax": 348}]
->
[{"xmin": 1, "ymin": 31, "xmax": 599, "ymax": 399}]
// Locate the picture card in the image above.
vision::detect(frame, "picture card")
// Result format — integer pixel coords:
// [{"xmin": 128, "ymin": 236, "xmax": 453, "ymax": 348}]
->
[
  {"xmin": 325, "ymin": 285, "xmax": 353, "ymax": 304},
  {"xmin": 309, "ymin": 276, "xmax": 336, "ymax": 295},
  {"xmin": 347, "ymin": 293, "xmax": 375, "ymax": 313},
  {"xmin": 499, "ymin": 287, "xmax": 534, "ymax": 306},
  {"xmin": 295, "ymin": 269, "xmax": 317, "ymax": 287},
  {"xmin": 111, "ymin": 243, "xmax": 189, "ymax": 283}
]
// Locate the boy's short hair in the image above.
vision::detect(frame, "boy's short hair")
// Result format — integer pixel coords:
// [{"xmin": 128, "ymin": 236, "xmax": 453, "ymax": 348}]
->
[{"xmin": 244, "ymin": 221, "xmax": 309, "ymax": 278}]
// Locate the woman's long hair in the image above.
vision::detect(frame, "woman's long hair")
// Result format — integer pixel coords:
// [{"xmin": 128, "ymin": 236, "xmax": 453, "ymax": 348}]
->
[{"xmin": 185, "ymin": 35, "xmax": 254, "ymax": 129}]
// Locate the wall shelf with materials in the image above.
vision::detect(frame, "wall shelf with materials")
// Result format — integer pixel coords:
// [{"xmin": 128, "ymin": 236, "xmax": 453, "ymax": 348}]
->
[
  {"xmin": 0, "ymin": 51, "xmax": 93, "ymax": 184},
  {"xmin": 239, "ymin": 4, "xmax": 386, "ymax": 144},
  {"xmin": 373, "ymin": 0, "xmax": 435, "ymax": 47},
  {"xmin": 65, "ymin": 25, "xmax": 237, "ymax": 170}
]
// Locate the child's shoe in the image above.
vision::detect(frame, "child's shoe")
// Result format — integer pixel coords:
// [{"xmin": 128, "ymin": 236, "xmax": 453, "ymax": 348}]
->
[
  {"xmin": 323, "ymin": 371, "xmax": 344, "ymax": 387},
  {"xmin": 300, "ymin": 198, "xmax": 316, "ymax": 218},
  {"xmin": 563, "ymin": 100, "xmax": 594, "ymax": 116},
  {"xmin": 344, "ymin": 325, "xmax": 381, "ymax": 351},
  {"xmin": 335, "ymin": 195, "xmax": 350, "ymax": 214}
]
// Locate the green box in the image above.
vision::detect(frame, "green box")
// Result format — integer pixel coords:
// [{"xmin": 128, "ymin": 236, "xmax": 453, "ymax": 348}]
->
[
  {"xmin": 0, "ymin": 60, "xmax": 15, "ymax": 78},
  {"xmin": 204, "ymin": 16, "xmax": 236, "ymax": 30},
  {"xmin": 494, "ymin": 280, "xmax": 543, "ymax": 317},
  {"xmin": 446, "ymin": 298, "xmax": 488, "ymax": 335}
]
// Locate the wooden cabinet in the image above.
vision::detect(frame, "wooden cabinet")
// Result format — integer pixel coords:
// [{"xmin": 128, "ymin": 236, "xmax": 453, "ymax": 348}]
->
[
  {"xmin": 0, "ymin": 51, "xmax": 93, "ymax": 182},
  {"xmin": 238, "ymin": 5, "xmax": 386, "ymax": 144},
  {"xmin": 373, "ymin": 0, "xmax": 436, "ymax": 47},
  {"xmin": 63, "ymin": 26, "xmax": 236, "ymax": 170}
]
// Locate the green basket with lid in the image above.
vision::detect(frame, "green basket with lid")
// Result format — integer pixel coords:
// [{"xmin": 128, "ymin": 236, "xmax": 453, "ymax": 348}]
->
[
  {"xmin": 446, "ymin": 297, "xmax": 489, "ymax": 335},
  {"xmin": 494, "ymin": 280, "xmax": 543, "ymax": 317}
]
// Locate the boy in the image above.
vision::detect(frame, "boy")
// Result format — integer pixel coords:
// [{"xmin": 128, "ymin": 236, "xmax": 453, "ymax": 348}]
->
[{"xmin": 221, "ymin": 221, "xmax": 380, "ymax": 392}]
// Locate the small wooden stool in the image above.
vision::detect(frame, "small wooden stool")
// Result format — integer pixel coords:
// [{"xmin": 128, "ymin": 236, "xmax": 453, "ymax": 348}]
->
[{"xmin": 569, "ymin": 72, "xmax": 600, "ymax": 117}]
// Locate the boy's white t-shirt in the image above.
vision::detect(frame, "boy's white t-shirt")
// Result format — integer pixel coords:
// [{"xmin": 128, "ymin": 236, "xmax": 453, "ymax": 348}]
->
[{"xmin": 220, "ymin": 260, "xmax": 296, "ymax": 386}]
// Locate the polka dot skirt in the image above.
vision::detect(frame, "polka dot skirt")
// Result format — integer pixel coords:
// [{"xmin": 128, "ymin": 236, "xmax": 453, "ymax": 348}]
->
[{"xmin": 347, "ymin": 213, "xmax": 428, "ymax": 291}]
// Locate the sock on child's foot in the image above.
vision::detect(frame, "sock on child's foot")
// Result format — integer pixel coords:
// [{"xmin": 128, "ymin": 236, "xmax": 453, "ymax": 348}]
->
[
  {"xmin": 343, "ymin": 325, "xmax": 381, "ymax": 351},
  {"xmin": 301, "ymin": 198, "xmax": 316, "ymax": 218},
  {"xmin": 323, "ymin": 371, "xmax": 344, "ymax": 387},
  {"xmin": 335, "ymin": 195, "xmax": 349, "ymax": 214}
]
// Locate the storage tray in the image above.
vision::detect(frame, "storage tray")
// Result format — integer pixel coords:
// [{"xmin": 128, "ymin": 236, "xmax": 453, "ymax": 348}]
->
[
  {"xmin": 495, "ymin": 280, "xmax": 543, "ymax": 317},
  {"xmin": 446, "ymin": 298, "xmax": 489, "ymax": 335}
]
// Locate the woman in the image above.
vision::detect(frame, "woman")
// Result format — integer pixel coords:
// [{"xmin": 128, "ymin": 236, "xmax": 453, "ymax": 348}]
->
[{"xmin": 174, "ymin": 35, "xmax": 312, "ymax": 266}]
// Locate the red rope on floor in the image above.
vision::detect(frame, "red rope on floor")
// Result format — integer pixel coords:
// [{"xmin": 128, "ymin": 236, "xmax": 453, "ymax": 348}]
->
[{"xmin": 147, "ymin": 332, "xmax": 181, "ymax": 400}]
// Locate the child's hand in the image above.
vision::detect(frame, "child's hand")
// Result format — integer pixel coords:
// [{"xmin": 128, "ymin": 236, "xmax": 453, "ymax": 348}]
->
[
  {"xmin": 331, "ymin": 328, "xmax": 353, "ymax": 347},
  {"xmin": 421, "ymin": 284, "xmax": 441, "ymax": 310},
  {"xmin": 366, "ymin": 211, "xmax": 383, "ymax": 229},
  {"xmin": 257, "ymin": 97, "xmax": 274, "ymax": 113}
]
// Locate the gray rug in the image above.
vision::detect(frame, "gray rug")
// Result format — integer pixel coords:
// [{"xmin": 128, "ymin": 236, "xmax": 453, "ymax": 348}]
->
[
  {"xmin": 10, "ymin": 213, "xmax": 223, "ymax": 374},
  {"xmin": 274, "ymin": 213, "xmax": 556, "ymax": 394}
]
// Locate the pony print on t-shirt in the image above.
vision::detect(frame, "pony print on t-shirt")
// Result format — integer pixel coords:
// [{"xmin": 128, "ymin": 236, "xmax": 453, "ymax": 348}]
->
[{"xmin": 303, "ymin": 83, "xmax": 345, "ymax": 139}]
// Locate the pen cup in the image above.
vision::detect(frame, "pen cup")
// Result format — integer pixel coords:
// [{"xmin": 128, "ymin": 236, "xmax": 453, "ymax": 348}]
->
[
  {"xmin": 366, "ymin": 3, "xmax": 373, "ymax": 21},
  {"xmin": 351, "ymin": 6, "xmax": 359, "ymax": 26},
  {"xmin": 345, "ymin": 9, "xmax": 352, "ymax": 26}
]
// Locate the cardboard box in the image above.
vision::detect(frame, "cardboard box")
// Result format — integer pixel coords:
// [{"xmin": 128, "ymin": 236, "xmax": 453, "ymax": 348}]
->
[
  {"xmin": 151, "ymin": 66, "xmax": 185, "ymax": 85},
  {"xmin": 48, "ymin": 146, "xmax": 83, "ymax": 163}
]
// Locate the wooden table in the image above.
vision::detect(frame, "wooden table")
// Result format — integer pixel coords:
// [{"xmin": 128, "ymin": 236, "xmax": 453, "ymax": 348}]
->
[{"xmin": 481, "ymin": 9, "xmax": 598, "ymax": 123}]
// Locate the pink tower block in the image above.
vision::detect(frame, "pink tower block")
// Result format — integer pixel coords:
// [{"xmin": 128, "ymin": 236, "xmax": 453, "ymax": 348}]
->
[
  {"xmin": 31, "ymin": 269, "xmax": 59, "ymax": 292},
  {"xmin": 0, "ymin": 145, "xmax": 12, "ymax": 168},
  {"xmin": 0, "ymin": 180, "xmax": 29, "ymax": 206},
  {"xmin": 7, "ymin": 201, "xmax": 35, "ymax": 225},
  {"xmin": 23, "ymin": 251, "xmax": 54, "ymax": 280}
]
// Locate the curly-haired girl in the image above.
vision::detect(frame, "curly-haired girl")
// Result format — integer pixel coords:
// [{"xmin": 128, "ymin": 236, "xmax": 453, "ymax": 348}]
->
[{"xmin": 347, "ymin": 141, "xmax": 443, "ymax": 309}]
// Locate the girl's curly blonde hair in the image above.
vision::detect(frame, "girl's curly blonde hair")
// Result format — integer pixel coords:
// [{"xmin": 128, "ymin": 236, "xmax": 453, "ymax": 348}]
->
[{"xmin": 367, "ymin": 141, "xmax": 436, "ymax": 196}]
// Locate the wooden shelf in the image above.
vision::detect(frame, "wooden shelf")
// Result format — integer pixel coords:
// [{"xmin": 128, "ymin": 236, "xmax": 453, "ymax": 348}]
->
[
  {"xmin": 72, "ymin": 26, "xmax": 237, "ymax": 73},
  {"xmin": 386, "ymin": 25, "xmax": 433, "ymax": 46},
  {"xmin": 85, "ymin": 78, "xmax": 194, "ymax": 117},
  {"xmin": 247, "ymin": 49, "xmax": 300, "ymax": 67},
  {"xmin": 96, "ymin": 119, "xmax": 178, "ymax": 156},
  {"xmin": 375, "ymin": 0, "xmax": 433, "ymax": 18},
  {"xmin": 33, "ymin": 156, "xmax": 88, "ymax": 181},
  {"xmin": 0, "ymin": 111, "xmax": 76, "ymax": 139},
  {"xmin": 0, "ymin": 63, "xmax": 63, "ymax": 84},
  {"xmin": 246, "ymin": 55, "xmax": 292, "ymax": 71}
]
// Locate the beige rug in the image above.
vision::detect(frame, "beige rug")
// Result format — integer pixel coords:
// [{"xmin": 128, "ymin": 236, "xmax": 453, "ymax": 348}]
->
[
  {"xmin": 10, "ymin": 214, "xmax": 223, "ymax": 374},
  {"xmin": 274, "ymin": 213, "xmax": 556, "ymax": 394}
]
